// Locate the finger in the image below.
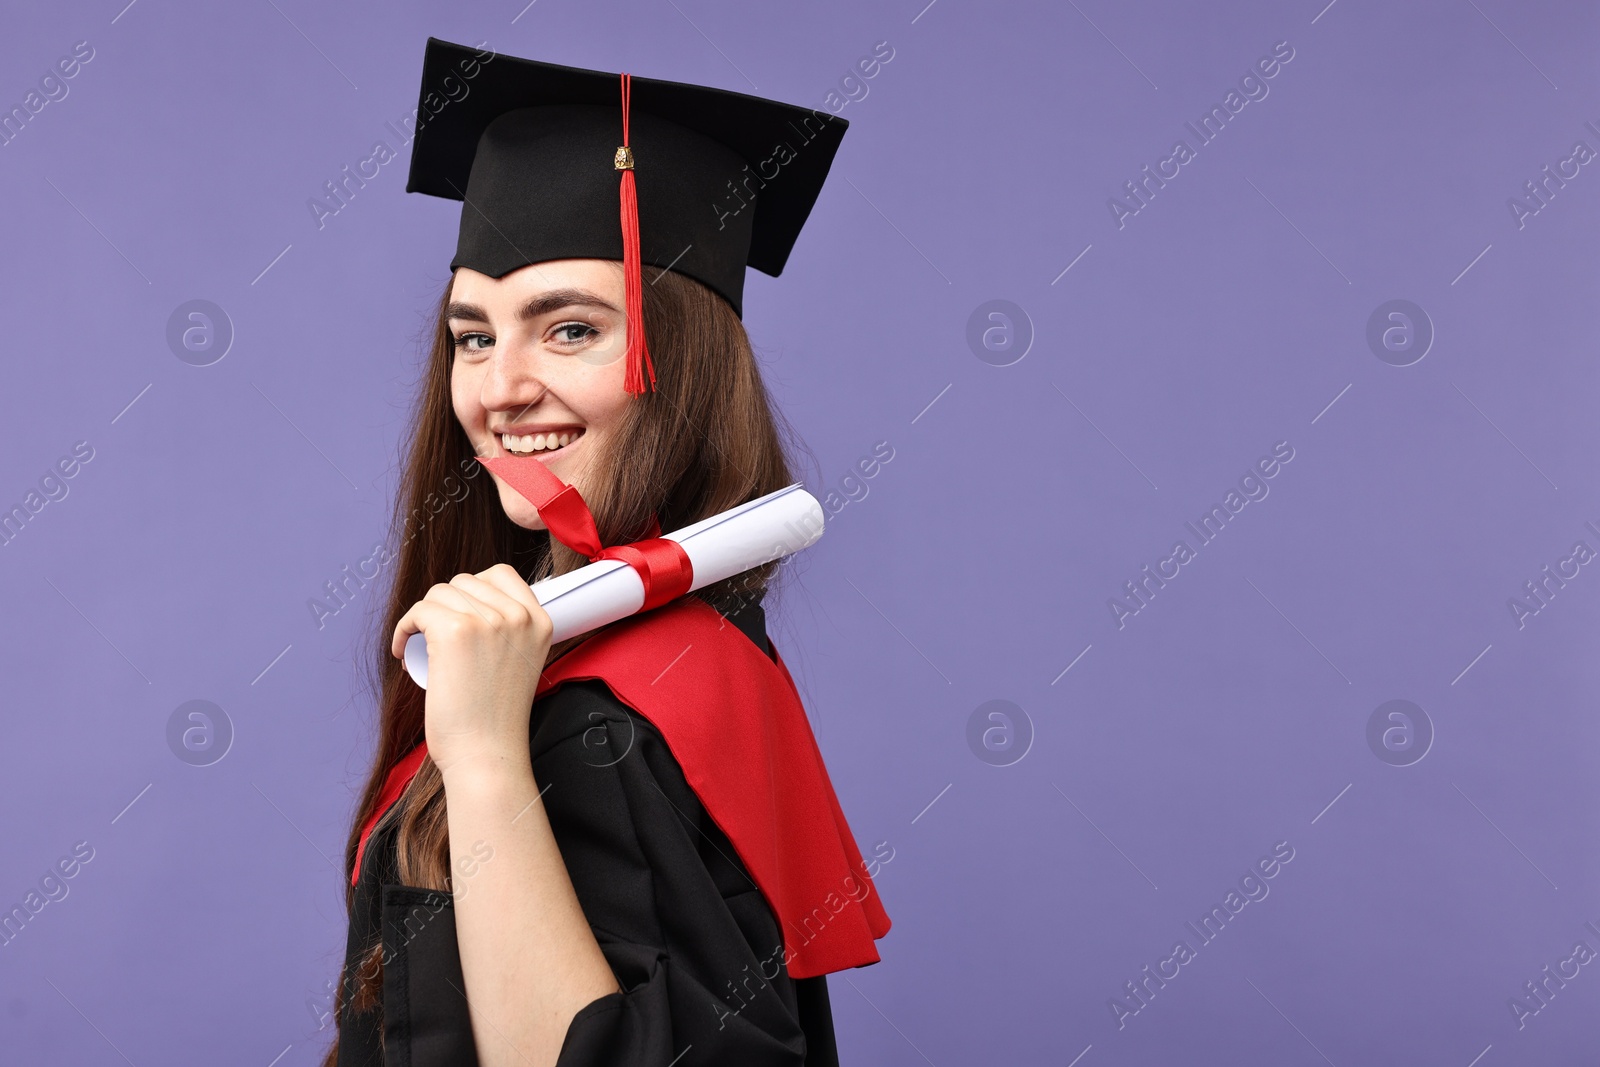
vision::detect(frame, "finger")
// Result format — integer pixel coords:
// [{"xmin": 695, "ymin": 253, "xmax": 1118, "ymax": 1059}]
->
[
  {"xmin": 415, "ymin": 581, "xmax": 499, "ymax": 625},
  {"xmin": 477, "ymin": 565, "xmax": 554, "ymax": 642},
  {"xmin": 448, "ymin": 572, "xmax": 533, "ymax": 627},
  {"xmin": 474, "ymin": 563, "xmax": 545, "ymax": 614},
  {"xmin": 394, "ymin": 597, "xmax": 548, "ymax": 680},
  {"xmin": 391, "ymin": 599, "xmax": 469, "ymax": 660},
  {"xmin": 392, "ymin": 606, "xmax": 418, "ymax": 659}
]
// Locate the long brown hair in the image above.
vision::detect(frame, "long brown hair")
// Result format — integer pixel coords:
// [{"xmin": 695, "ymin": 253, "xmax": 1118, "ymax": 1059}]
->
[{"xmin": 320, "ymin": 264, "xmax": 806, "ymax": 1064}]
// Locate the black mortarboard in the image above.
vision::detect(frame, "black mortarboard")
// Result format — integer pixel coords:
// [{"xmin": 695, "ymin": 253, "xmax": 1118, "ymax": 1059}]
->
[{"xmin": 405, "ymin": 38, "xmax": 849, "ymax": 395}]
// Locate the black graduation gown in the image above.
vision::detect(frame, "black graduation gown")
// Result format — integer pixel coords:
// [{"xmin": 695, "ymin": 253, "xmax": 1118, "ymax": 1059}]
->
[{"xmin": 334, "ymin": 597, "xmax": 841, "ymax": 1066}]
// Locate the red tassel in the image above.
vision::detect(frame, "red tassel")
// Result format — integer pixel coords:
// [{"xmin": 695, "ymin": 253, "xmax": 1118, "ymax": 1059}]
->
[{"xmin": 617, "ymin": 73, "xmax": 656, "ymax": 395}]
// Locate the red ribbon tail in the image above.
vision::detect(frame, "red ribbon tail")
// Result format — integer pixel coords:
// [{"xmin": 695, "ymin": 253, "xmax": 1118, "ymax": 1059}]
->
[{"xmin": 477, "ymin": 455, "xmax": 603, "ymax": 558}]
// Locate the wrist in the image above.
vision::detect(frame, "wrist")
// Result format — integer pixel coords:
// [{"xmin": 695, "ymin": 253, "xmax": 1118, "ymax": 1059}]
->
[{"xmin": 435, "ymin": 744, "xmax": 536, "ymax": 793}]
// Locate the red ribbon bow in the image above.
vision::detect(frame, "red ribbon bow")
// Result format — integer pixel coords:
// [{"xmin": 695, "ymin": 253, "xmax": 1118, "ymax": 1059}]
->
[{"xmin": 477, "ymin": 455, "xmax": 692, "ymax": 612}]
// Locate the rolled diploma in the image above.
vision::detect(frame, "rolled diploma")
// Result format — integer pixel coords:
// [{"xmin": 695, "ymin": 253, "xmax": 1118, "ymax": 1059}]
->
[{"xmin": 403, "ymin": 482, "xmax": 824, "ymax": 689}]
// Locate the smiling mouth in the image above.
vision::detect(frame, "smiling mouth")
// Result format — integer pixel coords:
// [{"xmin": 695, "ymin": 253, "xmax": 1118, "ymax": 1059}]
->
[{"xmin": 499, "ymin": 428, "xmax": 584, "ymax": 457}]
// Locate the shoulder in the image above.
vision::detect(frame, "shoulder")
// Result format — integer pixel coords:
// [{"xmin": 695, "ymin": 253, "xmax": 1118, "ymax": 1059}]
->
[
  {"xmin": 530, "ymin": 591, "xmax": 774, "ymax": 754},
  {"xmin": 530, "ymin": 677, "xmax": 642, "ymax": 757},
  {"xmin": 528, "ymin": 679, "xmax": 684, "ymax": 813},
  {"xmin": 527, "ymin": 676, "xmax": 760, "ymax": 905}
]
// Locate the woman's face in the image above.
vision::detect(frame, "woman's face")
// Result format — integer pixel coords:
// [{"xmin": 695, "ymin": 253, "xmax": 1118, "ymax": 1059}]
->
[{"xmin": 449, "ymin": 258, "xmax": 631, "ymax": 532}]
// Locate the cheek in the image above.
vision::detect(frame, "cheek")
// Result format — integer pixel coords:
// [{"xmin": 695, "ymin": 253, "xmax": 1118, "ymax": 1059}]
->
[
  {"xmin": 450, "ymin": 365, "xmax": 485, "ymax": 427},
  {"xmin": 561, "ymin": 362, "xmax": 632, "ymax": 433}
]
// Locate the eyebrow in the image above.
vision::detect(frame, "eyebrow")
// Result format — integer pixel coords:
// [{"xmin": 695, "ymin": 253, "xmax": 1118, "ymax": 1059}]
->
[{"xmin": 445, "ymin": 288, "xmax": 620, "ymax": 324}]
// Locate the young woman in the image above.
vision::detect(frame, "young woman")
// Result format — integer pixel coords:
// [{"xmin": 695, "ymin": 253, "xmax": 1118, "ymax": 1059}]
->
[{"xmin": 321, "ymin": 41, "xmax": 890, "ymax": 1067}]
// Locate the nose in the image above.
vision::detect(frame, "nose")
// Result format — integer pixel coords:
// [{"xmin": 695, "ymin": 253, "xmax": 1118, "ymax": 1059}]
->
[{"xmin": 479, "ymin": 343, "xmax": 550, "ymax": 416}]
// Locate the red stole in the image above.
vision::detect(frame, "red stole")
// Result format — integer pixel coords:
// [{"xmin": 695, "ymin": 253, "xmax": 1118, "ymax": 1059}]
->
[{"xmin": 352, "ymin": 595, "xmax": 890, "ymax": 979}]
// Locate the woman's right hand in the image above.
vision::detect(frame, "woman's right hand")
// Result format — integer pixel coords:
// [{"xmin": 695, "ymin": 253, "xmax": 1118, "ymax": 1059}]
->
[{"xmin": 391, "ymin": 563, "xmax": 553, "ymax": 777}]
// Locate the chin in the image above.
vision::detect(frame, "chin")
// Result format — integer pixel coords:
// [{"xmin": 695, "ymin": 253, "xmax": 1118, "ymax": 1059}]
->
[
  {"xmin": 512, "ymin": 510, "xmax": 548, "ymax": 532},
  {"xmin": 496, "ymin": 489, "xmax": 547, "ymax": 532}
]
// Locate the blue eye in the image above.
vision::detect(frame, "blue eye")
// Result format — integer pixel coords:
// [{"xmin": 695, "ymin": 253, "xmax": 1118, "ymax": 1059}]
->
[
  {"xmin": 452, "ymin": 332, "xmax": 493, "ymax": 352},
  {"xmin": 552, "ymin": 322, "xmax": 598, "ymax": 345}
]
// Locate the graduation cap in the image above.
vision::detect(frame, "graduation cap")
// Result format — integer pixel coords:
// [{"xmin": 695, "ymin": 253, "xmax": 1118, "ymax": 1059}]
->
[{"xmin": 405, "ymin": 38, "xmax": 849, "ymax": 396}]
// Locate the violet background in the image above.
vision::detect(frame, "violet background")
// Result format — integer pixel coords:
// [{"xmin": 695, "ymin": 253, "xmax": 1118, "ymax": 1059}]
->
[{"xmin": 2, "ymin": 0, "xmax": 1597, "ymax": 1064}]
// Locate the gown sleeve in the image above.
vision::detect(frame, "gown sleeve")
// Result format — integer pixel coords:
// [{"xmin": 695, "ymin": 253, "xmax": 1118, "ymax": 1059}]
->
[{"xmin": 528, "ymin": 678, "xmax": 826, "ymax": 1067}]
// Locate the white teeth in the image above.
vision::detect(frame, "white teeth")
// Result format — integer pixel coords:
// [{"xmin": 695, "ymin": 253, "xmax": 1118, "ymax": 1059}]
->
[{"xmin": 500, "ymin": 430, "xmax": 582, "ymax": 454}]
